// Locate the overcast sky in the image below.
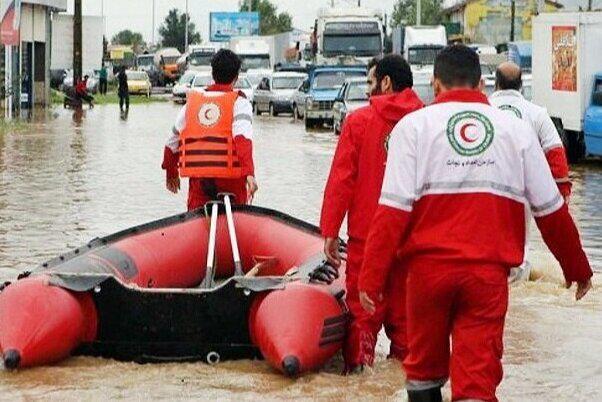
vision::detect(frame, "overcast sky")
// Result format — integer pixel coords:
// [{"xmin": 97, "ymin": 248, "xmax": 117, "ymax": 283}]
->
[{"xmin": 66, "ymin": 0, "xmax": 402, "ymax": 44}]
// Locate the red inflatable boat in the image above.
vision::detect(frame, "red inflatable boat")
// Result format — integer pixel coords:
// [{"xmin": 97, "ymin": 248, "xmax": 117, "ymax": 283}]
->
[{"xmin": 0, "ymin": 203, "xmax": 347, "ymax": 376}]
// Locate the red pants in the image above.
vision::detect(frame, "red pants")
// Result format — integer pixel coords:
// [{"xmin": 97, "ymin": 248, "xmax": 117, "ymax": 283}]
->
[
  {"xmin": 344, "ymin": 238, "xmax": 407, "ymax": 369},
  {"xmin": 187, "ymin": 178, "xmax": 247, "ymax": 211},
  {"xmin": 404, "ymin": 261, "xmax": 508, "ymax": 402}
]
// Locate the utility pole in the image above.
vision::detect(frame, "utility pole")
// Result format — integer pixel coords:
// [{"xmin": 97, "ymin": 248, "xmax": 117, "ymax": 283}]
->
[
  {"xmin": 74, "ymin": 0, "xmax": 82, "ymax": 83},
  {"xmin": 588, "ymin": 0, "xmax": 593, "ymax": 11},
  {"xmin": 510, "ymin": 0, "xmax": 515, "ymax": 42},
  {"xmin": 416, "ymin": 0, "xmax": 421, "ymax": 26},
  {"xmin": 248, "ymin": 0, "xmax": 252, "ymax": 12},
  {"xmin": 152, "ymin": 0, "xmax": 156, "ymax": 46},
  {"xmin": 184, "ymin": 0, "xmax": 188, "ymax": 52}
]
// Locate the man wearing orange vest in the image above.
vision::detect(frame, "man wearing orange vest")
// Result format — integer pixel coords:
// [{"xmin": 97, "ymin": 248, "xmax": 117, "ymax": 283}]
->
[{"xmin": 162, "ymin": 49, "xmax": 258, "ymax": 210}]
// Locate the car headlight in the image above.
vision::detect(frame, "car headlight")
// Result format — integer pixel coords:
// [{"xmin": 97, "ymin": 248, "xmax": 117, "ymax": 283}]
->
[{"xmin": 306, "ymin": 97, "xmax": 315, "ymax": 110}]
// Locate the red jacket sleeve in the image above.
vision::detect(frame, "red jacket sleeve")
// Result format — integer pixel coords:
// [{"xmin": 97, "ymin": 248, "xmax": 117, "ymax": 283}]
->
[
  {"xmin": 234, "ymin": 136, "xmax": 254, "ymax": 177},
  {"xmin": 535, "ymin": 203, "xmax": 592, "ymax": 282},
  {"xmin": 358, "ymin": 205, "xmax": 411, "ymax": 298},
  {"xmin": 161, "ymin": 146, "xmax": 178, "ymax": 180},
  {"xmin": 545, "ymin": 146, "xmax": 572, "ymax": 198},
  {"xmin": 319, "ymin": 118, "xmax": 360, "ymax": 238}
]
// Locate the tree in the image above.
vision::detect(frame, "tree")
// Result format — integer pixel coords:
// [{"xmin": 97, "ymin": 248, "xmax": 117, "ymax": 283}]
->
[
  {"xmin": 158, "ymin": 9, "xmax": 201, "ymax": 53},
  {"xmin": 112, "ymin": 29, "xmax": 146, "ymax": 52},
  {"xmin": 239, "ymin": 0, "xmax": 293, "ymax": 35},
  {"xmin": 391, "ymin": 0, "xmax": 443, "ymax": 27}
]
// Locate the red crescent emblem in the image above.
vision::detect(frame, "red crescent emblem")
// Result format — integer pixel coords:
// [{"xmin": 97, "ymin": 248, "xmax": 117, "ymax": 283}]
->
[
  {"xmin": 204, "ymin": 109, "xmax": 212, "ymax": 120},
  {"xmin": 459, "ymin": 123, "xmax": 477, "ymax": 143}
]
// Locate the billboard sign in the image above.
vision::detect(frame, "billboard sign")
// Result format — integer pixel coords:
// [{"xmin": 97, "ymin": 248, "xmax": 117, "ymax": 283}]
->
[
  {"xmin": 210, "ymin": 12, "xmax": 259, "ymax": 42},
  {"xmin": 552, "ymin": 26, "xmax": 577, "ymax": 92}
]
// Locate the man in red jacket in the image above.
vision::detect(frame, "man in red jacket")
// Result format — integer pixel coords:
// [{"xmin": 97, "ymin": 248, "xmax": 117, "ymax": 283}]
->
[
  {"xmin": 358, "ymin": 45, "xmax": 592, "ymax": 402},
  {"xmin": 320, "ymin": 55, "xmax": 424, "ymax": 373},
  {"xmin": 162, "ymin": 49, "xmax": 258, "ymax": 210}
]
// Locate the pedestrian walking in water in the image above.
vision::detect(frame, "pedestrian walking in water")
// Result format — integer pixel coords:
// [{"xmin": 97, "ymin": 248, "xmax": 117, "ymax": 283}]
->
[
  {"xmin": 490, "ymin": 61, "xmax": 572, "ymax": 282},
  {"xmin": 358, "ymin": 45, "xmax": 592, "ymax": 402},
  {"xmin": 162, "ymin": 49, "xmax": 258, "ymax": 210},
  {"xmin": 320, "ymin": 55, "xmax": 423, "ymax": 373},
  {"xmin": 98, "ymin": 63, "xmax": 108, "ymax": 95},
  {"xmin": 117, "ymin": 66, "xmax": 129, "ymax": 113}
]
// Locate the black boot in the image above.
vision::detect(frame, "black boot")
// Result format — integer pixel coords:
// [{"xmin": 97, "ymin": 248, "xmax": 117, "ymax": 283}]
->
[{"xmin": 407, "ymin": 387, "xmax": 443, "ymax": 402}]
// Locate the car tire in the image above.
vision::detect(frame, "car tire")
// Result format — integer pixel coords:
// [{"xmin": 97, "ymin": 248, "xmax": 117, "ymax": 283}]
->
[
  {"xmin": 269, "ymin": 103, "xmax": 278, "ymax": 117},
  {"xmin": 254, "ymin": 102, "xmax": 261, "ymax": 116}
]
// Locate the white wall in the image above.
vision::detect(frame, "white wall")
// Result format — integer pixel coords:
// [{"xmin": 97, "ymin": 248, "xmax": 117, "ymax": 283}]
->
[
  {"xmin": 20, "ymin": 4, "xmax": 47, "ymax": 42},
  {"xmin": 51, "ymin": 14, "xmax": 104, "ymax": 72}
]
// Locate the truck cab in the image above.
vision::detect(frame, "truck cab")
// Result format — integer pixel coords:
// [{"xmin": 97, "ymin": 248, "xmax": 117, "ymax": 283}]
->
[
  {"xmin": 298, "ymin": 66, "xmax": 367, "ymax": 129},
  {"xmin": 403, "ymin": 26, "xmax": 447, "ymax": 67},
  {"xmin": 584, "ymin": 73, "xmax": 602, "ymax": 156}
]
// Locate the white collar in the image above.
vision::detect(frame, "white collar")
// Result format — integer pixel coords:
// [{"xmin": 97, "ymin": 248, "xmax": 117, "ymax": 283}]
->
[{"xmin": 490, "ymin": 89, "xmax": 523, "ymax": 99}]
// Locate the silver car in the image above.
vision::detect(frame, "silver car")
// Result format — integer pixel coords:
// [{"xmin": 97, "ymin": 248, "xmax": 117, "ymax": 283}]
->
[
  {"xmin": 332, "ymin": 78, "xmax": 369, "ymax": 135},
  {"xmin": 253, "ymin": 72, "xmax": 307, "ymax": 116},
  {"xmin": 292, "ymin": 79, "xmax": 310, "ymax": 120},
  {"xmin": 172, "ymin": 70, "xmax": 196, "ymax": 103}
]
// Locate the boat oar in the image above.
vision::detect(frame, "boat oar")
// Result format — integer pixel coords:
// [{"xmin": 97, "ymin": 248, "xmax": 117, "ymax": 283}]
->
[
  {"xmin": 220, "ymin": 193, "xmax": 244, "ymax": 277},
  {"xmin": 201, "ymin": 201, "xmax": 219, "ymax": 289}
]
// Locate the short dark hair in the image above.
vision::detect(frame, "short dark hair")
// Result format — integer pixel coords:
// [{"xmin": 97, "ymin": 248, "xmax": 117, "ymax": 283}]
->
[
  {"xmin": 211, "ymin": 49, "xmax": 242, "ymax": 84},
  {"xmin": 495, "ymin": 68, "xmax": 522, "ymax": 90},
  {"xmin": 367, "ymin": 56, "xmax": 380, "ymax": 71},
  {"xmin": 434, "ymin": 45, "xmax": 481, "ymax": 88},
  {"xmin": 375, "ymin": 54, "xmax": 413, "ymax": 92}
]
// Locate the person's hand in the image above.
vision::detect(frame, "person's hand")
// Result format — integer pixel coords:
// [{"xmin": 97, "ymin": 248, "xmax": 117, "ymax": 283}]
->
[
  {"xmin": 246, "ymin": 176, "xmax": 258, "ymax": 203},
  {"xmin": 564, "ymin": 194, "xmax": 571, "ymax": 205},
  {"xmin": 359, "ymin": 291, "xmax": 382, "ymax": 315},
  {"xmin": 324, "ymin": 237, "xmax": 341, "ymax": 267},
  {"xmin": 166, "ymin": 177, "xmax": 180, "ymax": 194},
  {"xmin": 566, "ymin": 279, "xmax": 592, "ymax": 301}
]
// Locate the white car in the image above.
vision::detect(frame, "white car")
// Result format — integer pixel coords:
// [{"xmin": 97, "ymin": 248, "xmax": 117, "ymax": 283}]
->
[
  {"xmin": 332, "ymin": 77, "xmax": 369, "ymax": 135},
  {"xmin": 192, "ymin": 71, "xmax": 214, "ymax": 89},
  {"xmin": 172, "ymin": 70, "xmax": 196, "ymax": 103},
  {"xmin": 235, "ymin": 75, "xmax": 254, "ymax": 103},
  {"xmin": 253, "ymin": 72, "xmax": 307, "ymax": 116}
]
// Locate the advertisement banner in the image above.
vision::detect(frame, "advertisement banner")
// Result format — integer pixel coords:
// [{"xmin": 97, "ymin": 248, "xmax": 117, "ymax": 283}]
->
[
  {"xmin": 552, "ymin": 26, "xmax": 577, "ymax": 92},
  {"xmin": 1, "ymin": 0, "xmax": 21, "ymax": 46},
  {"xmin": 210, "ymin": 12, "xmax": 259, "ymax": 42}
]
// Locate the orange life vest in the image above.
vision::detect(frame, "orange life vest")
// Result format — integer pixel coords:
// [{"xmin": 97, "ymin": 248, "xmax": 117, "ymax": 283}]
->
[{"xmin": 178, "ymin": 91, "xmax": 242, "ymax": 179}]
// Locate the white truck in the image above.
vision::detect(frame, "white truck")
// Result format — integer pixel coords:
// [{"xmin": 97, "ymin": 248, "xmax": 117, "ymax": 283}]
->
[
  {"xmin": 532, "ymin": 12, "xmax": 602, "ymax": 160},
  {"xmin": 403, "ymin": 25, "xmax": 447, "ymax": 67},
  {"xmin": 229, "ymin": 36, "xmax": 271, "ymax": 72},
  {"xmin": 313, "ymin": 7, "xmax": 384, "ymax": 65}
]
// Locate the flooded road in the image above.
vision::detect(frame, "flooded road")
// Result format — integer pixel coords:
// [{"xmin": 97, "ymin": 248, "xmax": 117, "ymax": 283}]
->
[{"xmin": 0, "ymin": 103, "xmax": 600, "ymax": 400}]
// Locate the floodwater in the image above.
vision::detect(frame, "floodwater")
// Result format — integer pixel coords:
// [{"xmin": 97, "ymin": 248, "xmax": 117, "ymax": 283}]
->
[{"xmin": 0, "ymin": 103, "xmax": 600, "ymax": 401}]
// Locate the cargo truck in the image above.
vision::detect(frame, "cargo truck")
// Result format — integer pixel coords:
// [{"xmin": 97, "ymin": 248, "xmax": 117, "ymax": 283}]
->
[
  {"xmin": 312, "ymin": 7, "xmax": 384, "ymax": 65},
  {"xmin": 403, "ymin": 25, "xmax": 447, "ymax": 66},
  {"xmin": 154, "ymin": 48, "xmax": 182, "ymax": 85},
  {"xmin": 532, "ymin": 12, "xmax": 602, "ymax": 160}
]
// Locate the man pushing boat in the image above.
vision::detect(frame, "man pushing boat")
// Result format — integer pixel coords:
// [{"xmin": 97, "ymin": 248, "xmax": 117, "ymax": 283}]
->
[
  {"xmin": 162, "ymin": 49, "xmax": 258, "ymax": 210},
  {"xmin": 358, "ymin": 45, "xmax": 592, "ymax": 402},
  {"xmin": 320, "ymin": 54, "xmax": 424, "ymax": 373}
]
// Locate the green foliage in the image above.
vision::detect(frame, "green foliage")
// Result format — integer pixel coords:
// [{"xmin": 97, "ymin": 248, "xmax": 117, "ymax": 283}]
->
[
  {"xmin": 239, "ymin": 0, "xmax": 293, "ymax": 35},
  {"xmin": 391, "ymin": 0, "xmax": 444, "ymax": 27},
  {"xmin": 158, "ymin": 9, "xmax": 202, "ymax": 53},
  {"xmin": 112, "ymin": 30, "xmax": 145, "ymax": 52}
]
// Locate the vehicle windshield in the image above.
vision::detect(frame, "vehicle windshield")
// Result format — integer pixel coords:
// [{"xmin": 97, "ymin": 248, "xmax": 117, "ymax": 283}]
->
[
  {"xmin": 137, "ymin": 56, "xmax": 153, "ymax": 67},
  {"xmin": 323, "ymin": 35, "xmax": 381, "ymax": 57},
  {"xmin": 407, "ymin": 46, "xmax": 443, "ymax": 65},
  {"xmin": 414, "ymin": 82, "xmax": 434, "ymax": 104},
  {"xmin": 193, "ymin": 75, "xmax": 213, "ymax": 87},
  {"xmin": 189, "ymin": 53, "xmax": 213, "ymax": 67},
  {"xmin": 234, "ymin": 78, "xmax": 251, "ymax": 89},
  {"xmin": 126, "ymin": 71, "xmax": 148, "ymax": 80},
  {"xmin": 246, "ymin": 75, "xmax": 263, "ymax": 86},
  {"xmin": 346, "ymin": 82, "xmax": 368, "ymax": 101},
  {"xmin": 178, "ymin": 72, "xmax": 196, "ymax": 84},
  {"xmin": 313, "ymin": 71, "xmax": 366, "ymax": 90},
  {"xmin": 273, "ymin": 76, "xmax": 305, "ymax": 89},
  {"xmin": 241, "ymin": 55, "xmax": 270, "ymax": 71}
]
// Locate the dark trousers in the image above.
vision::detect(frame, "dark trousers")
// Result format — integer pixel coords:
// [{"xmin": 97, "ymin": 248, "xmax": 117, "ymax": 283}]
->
[
  {"xmin": 99, "ymin": 78, "xmax": 107, "ymax": 95},
  {"xmin": 119, "ymin": 93, "xmax": 129, "ymax": 111}
]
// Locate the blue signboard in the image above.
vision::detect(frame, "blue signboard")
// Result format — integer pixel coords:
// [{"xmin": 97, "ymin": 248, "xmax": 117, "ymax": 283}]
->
[{"xmin": 210, "ymin": 12, "xmax": 260, "ymax": 42}]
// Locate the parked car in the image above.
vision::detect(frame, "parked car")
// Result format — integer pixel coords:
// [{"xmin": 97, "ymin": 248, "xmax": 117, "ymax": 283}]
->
[
  {"xmin": 332, "ymin": 77, "xmax": 369, "ymax": 135},
  {"xmin": 235, "ymin": 75, "xmax": 254, "ymax": 103},
  {"xmin": 192, "ymin": 71, "xmax": 213, "ymax": 89},
  {"xmin": 253, "ymin": 72, "xmax": 307, "ymax": 116},
  {"xmin": 172, "ymin": 70, "xmax": 196, "ymax": 103},
  {"xmin": 61, "ymin": 70, "xmax": 99, "ymax": 94},
  {"xmin": 293, "ymin": 66, "xmax": 367, "ymax": 129},
  {"xmin": 127, "ymin": 70, "xmax": 151, "ymax": 97}
]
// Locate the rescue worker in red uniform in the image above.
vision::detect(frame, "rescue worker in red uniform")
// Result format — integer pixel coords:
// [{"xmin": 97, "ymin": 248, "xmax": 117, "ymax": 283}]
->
[
  {"xmin": 162, "ymin": 49, "xmax": 258, "ymax": 210},
  {"xmin": 320, "ymin": 55, "xmax": 424, "ymax": 372},
  {"xmin": 358, "ymin": 46, "xmax": 592, "ymax": 402}
]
